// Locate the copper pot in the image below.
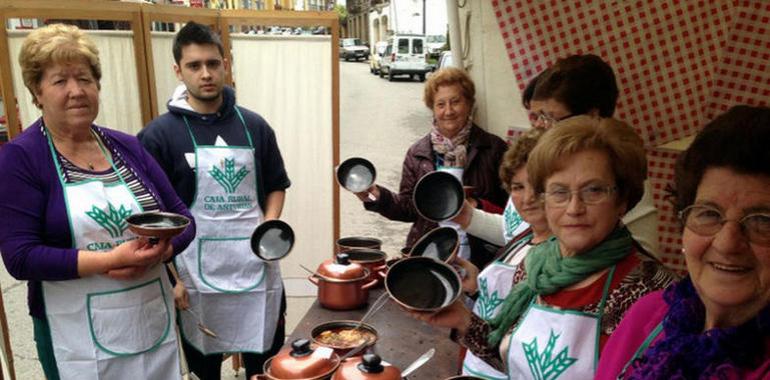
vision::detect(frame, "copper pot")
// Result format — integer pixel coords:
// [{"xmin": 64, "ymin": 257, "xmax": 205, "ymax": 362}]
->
[
  {"xmin": 336, "ymin": 237, "xmax": 382, "ymax": 253},
  {"xmin": 346, "ymin": 249, "xmax": 387, "ymax": 287},
  {"xmin": 261, "ymin": 339, "xmax": 340, "ymax": 380},
  {"xmin": 331, "ymin": 354, "xmax": 401, "ymax": 380},
  {"xmin": 309, "ymin": 254, "xmax": 378, "ymax": 310},
  {"xmin": 311, "ymin": 320, "xmax": 378, "ymax": 357}
]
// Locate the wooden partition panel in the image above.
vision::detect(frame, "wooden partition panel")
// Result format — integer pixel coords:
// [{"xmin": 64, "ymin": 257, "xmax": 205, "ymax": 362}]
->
[{"xmin": 219, "ymin": 9, "xmax": 340, "ymax": 287}]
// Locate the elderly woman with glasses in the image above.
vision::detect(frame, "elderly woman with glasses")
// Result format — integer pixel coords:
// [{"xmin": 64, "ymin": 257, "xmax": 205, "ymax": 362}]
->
[
  {"xmin": 355, "ymin": 67, "xmax": 508, "ymax": 269},
  {"xmin": 596, "ymin": 105, "xmax": 770, "ymax": 379},
  {"xmin": 407, "ymin": 116, "xmax": 675, "ymax": 379}
]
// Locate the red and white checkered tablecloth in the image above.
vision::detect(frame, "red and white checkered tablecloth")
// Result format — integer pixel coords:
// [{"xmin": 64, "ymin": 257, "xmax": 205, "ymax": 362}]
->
[{"xmin": 493, "ymin": 0, "xmax": 770, "ymax": 271}]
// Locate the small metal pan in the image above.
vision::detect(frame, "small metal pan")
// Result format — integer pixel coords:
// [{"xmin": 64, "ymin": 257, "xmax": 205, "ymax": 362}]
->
[
  {"xmin": 385, "ymin": 257, "xmax": 462, "ymax": 312},
  {"xmin": 336, "ymin": 157, "xmax": 377, "ymax": 193},
  {"xmin": 413, "ymin": 171, "xmax": 464, "ymax": 222},
  {"xmin": 250, "ymin": 220, "xmax": 295, "ymax": 261},
  {"xmin": 409, "ymin": 226, "xmax": 459, "ymax": 263}
]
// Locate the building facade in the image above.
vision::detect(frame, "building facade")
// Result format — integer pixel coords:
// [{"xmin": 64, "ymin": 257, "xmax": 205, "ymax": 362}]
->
[{"xmin": 347, "ymin": 0, "xmax": 446, "ymax": 47}]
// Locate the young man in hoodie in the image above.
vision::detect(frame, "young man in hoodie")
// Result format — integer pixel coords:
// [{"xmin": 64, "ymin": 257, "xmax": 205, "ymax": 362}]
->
[{"xmin": 139, "ymin": 21, "xmax": 290, "ymax": 380}]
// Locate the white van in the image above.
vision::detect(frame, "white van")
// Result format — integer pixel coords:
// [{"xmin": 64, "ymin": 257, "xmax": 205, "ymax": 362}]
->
[{"xmin": 379, "ymin": 34, "xmax": 431, "ymax": 82}]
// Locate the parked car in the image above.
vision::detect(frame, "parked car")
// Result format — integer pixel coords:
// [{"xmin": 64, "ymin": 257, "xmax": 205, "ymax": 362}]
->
[
  {"xmin": 339, "ymin": 38, "xmax": 369, "ymax": 61},
  {"xmin": 379, "ymin": 34, "xmax": 431, "ymax": 82},
  {"xmin": 369, "ymin": 41, "xmax": 388, "ymax": 75},
  {"xmin": 437, "ymin": 50, "xmax": 456, "ymax": 69},
  {"xmin": 426, "ymin": 34, "xmax": 447, "ymax": 55}
]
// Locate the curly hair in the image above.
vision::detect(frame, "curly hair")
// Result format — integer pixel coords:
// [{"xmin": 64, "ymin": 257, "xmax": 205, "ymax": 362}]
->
[
  {"xmin": 19, "ymin": 24, "xmax": 101, "ymax": 107},
  {"xmin": 423, "ymin": 67, "xmax": 475, "ymax": 110},
  {"xmin": 527, "ymin": 115, "xmax": 647, "ymax": 210},
  {"xmin": 499, "ymin": 128, "xmax": 546, "ymax": 192}
]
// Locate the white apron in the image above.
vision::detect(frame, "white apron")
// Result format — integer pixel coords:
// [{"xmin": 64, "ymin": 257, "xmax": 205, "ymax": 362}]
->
[
  {"xmin": 176, "ymin": 108, "xmax": 282, "ymax": 355},
  {"xmin": 462, "ymin": 235, "xmax": 533, "ymax": 380},
  {"xmin": 42, "ymin": 128, "xmax": 180, "ymax": 380},
  {"xmin": 435, "ymin": 166, "xmax": 471, "ymax": 261},
  {"xmin": 506, "ymin": 266, "xmax": 617, "ymax": 380},
  {"xmin": 502, "ymin": 197, "xmax": 530, "ymax": 244}
]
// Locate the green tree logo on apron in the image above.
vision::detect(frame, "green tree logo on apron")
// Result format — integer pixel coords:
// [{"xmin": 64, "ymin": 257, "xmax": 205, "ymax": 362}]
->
[
  {"xmin": 209, "ymin": 158, "xmax": 250, "ymax": 193},
  {"xmin": 86, "ymin": 203, "xmax": 133, "ymax": 238},
  {"xmin": 504, "ymin": 206, "xmax": 524, "ymax": 235},
  {"xmin": 522, "ymin": 330, "xmax": 577, "ymax": 380},
  {"xmin": 477, "ymin": 277, "xmax": 505, "ymax": 320}
]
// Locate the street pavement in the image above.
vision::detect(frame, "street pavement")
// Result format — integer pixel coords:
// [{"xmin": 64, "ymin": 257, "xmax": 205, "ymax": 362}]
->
[{"xmin": 0, "ymin": 58, "xmax": 432, "ymax": 379}]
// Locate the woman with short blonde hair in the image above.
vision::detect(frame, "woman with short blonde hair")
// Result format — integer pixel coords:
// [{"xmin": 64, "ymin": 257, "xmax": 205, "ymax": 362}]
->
[
  {"xmin": 0, "ymin": 24, "xmax": 194, "ymax": 379},
  {"xmin": 19, "ymin": 23, "xmax": 102, "ymax": 105}
]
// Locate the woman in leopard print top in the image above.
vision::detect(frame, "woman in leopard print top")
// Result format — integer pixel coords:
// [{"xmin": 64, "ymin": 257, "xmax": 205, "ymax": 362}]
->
[{"xmin": 406, "ymin": 116, "xmax": 676, "ymax": 379}]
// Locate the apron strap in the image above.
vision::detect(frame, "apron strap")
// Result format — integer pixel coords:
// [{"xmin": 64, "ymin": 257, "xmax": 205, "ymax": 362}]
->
[
  {"xmin": 43, "ymin": 126, "xmax": 128, "ymax": 186},
  {"xmin": 498, "ymin": 233, "xmax": 533, "ymax": 264},
  {"xmin": 597, "ymin": 265, "xmax": 617, "ymax": 312},
  {"xmin": 589, "ymin": 264, "xmax": 618, "ymax": 369},
  {"xmin": 183, "ymin": 106, "xmax": 253, "ymax": 149},
  {"xmin": 617, "ymin": 321, "xmax": 664, "ymax": 379}
]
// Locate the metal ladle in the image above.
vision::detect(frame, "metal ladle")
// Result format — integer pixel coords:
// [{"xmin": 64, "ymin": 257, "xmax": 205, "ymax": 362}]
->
[
  {"xmin": 400, "ymin": 348, "xmax": 435, "ymax": 378},
  {"xmin": 182, "ymin": 308, "xmax": 218, "ymax": 339}
]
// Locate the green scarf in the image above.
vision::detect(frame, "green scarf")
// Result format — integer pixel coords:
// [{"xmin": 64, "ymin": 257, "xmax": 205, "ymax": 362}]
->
[{"xmin": 487, "ymin": 226, "xmax": 633, "ymax": 346}]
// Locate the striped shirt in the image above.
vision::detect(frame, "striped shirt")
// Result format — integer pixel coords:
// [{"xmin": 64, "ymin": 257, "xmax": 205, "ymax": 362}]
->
[{"xmin": 51, "ymin": 128, "xmax": 160, "ymax": 212}]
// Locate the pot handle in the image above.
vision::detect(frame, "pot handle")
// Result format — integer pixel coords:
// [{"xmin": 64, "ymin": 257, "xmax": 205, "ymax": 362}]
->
[
  {"xmin": 308, "ymin": 275, "xmax": 320, "ymax": 286},
  {"xmin": 378, "ymin": 270, "xmax": 387, "ymax": 279},
  {"xmin": 361, "ymin": 277, "xmax": 379, "ymax": 290},
  {"xmin": 373, "ymin": 263, "xmax": 387, "ymax": 272}
]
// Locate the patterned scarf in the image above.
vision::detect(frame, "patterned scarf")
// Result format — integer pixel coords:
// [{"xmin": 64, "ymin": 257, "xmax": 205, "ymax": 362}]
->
[
  {"xmin": 430, "ymin": 120, "xmax": 472, "ymax": 168},
  {"xmin": 487, "ymin": 226, "xmax": 633, "ymax": 345},
  {"xmin": 625, "ymin": 277, "xmax": 770, "ymax": 379}
]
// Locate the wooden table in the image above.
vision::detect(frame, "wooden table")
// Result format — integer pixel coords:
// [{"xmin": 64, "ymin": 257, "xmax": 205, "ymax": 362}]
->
[{"xmin": 288, "ymin": 288, "xmax": 461, "ymax": 379}]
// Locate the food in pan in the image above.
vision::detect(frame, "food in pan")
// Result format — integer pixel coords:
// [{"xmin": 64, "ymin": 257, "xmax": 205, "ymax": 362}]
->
[{"xmin": 315, "ymin": 327, "xmax": 375, "ymax": 348}]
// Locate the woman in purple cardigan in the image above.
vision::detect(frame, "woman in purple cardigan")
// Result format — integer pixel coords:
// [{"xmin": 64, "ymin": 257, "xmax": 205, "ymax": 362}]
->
[
  {"xmin": 596, "ymin": 105, "xmax": 770, "ymax": 379},
  {"xmin": 0, "ymin": 24, "xmax": 194, "ymax": 380}
]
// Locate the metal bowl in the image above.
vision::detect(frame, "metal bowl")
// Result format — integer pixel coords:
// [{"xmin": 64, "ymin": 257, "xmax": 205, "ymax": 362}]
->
[{"xmin": 125, "ymin": 211, "xmax": 190, "ymax": 239}]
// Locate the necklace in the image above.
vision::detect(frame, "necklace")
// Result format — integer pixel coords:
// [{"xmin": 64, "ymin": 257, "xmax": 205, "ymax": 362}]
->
[{"xmin": 50, "ymin": 129, "xmax": 102, "ymax": 171}]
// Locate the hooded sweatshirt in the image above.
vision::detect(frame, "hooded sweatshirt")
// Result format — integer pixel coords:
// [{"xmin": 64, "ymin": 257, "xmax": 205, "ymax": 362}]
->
[{"xmin": 139, "ymin": 85, "xmax": 290, "ymax": 209}]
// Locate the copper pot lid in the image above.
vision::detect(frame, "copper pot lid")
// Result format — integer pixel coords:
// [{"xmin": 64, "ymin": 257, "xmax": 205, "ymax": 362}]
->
[
  {"xmin": 266, "ymin": 339, "xmax": 339, "ymax": 379},
  {"xmin": 317, "ymin": 254, "xmax": 368, "ymax": 281},
  {"xmin": 332, "ymin": 354, "xmax": 401, "ymax": 380}
]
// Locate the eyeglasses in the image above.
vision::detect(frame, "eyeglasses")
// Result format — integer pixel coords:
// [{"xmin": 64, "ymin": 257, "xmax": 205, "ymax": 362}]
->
[
  {"xmin": 541, "ymin": 185, "xmax": 617, "ymax": 208},
  {"xmin": 679, "ymin": 205, "xmax": 770, "ymax": 247},
  {"xmin": 528, "ymin": 111, "xmax": 573, "ymax": 128}
]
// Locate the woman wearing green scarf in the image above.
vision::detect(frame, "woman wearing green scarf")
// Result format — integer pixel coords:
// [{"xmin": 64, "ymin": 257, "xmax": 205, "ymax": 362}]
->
[{"xmin": 407, "ymin": 116, "xmax": 676, "ymax": 379}]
